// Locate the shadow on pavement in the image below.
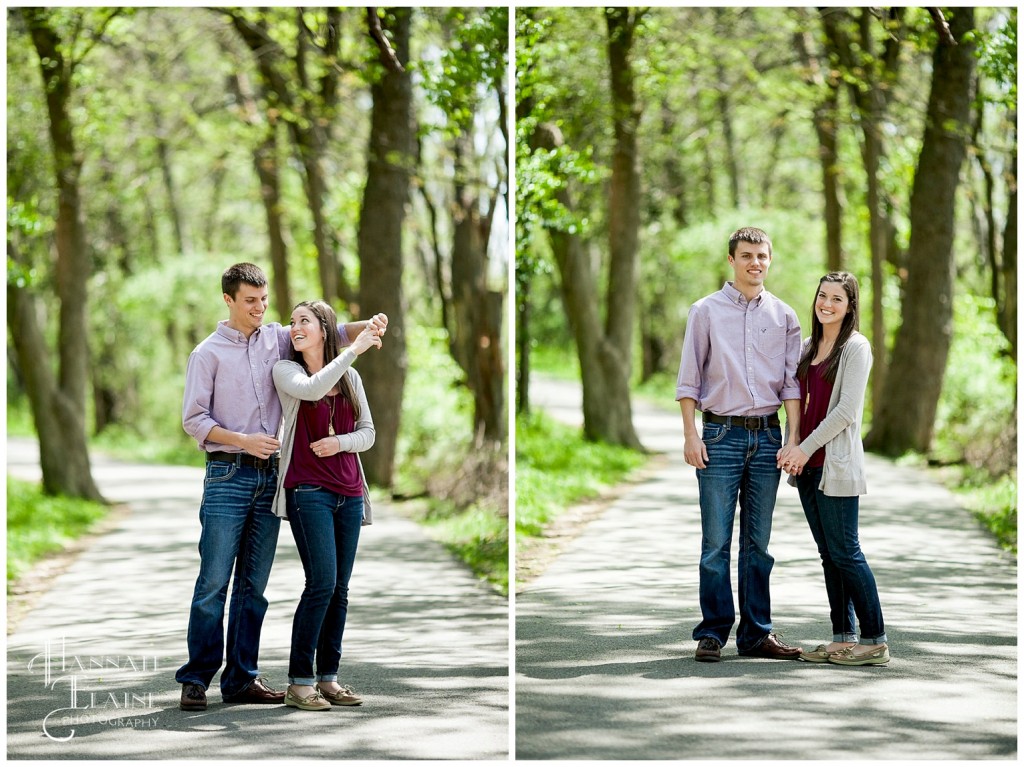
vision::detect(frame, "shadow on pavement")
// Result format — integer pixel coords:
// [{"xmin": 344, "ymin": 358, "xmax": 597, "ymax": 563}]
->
[
  {"xmin": 7, "ymin": 438, "xmax": 508, "ymax": 761},
  {"xmin": 516, "ymin": 380, "xmax": 1016, "ymax": 760}
]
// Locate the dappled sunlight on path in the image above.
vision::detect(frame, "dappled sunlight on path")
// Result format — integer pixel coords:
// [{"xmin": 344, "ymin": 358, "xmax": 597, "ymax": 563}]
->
[
  {"xmin": 516, "ymin": 378, "xmax": 1016, "ymax": 760},
  {"xmin": 7, "ymin": 438, "xmax": 508, "ymax": 760}
]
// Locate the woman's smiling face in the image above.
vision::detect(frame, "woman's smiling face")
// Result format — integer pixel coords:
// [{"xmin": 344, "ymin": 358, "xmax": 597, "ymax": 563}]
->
[
  {"xmin": 815, "ymin": 281, "xmax": 850, "ymax": 329},
  {"xmin": 289, "ymin": 306, "xmax": 325, "ymax": 354}
]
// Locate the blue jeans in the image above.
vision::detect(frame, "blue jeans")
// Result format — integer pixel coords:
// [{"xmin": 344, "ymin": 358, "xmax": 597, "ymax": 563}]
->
[
  {"xmin": 286, "ymin": 486, "xmax": 363, "ymax": 685},
  {"xmin": 175, "ymin": 461, "xmax": 281, "ymax": 698},
  {"xmin": 796, "ymin": 467, "xmax": 887, "ymax": 644},
  {"xmin": 693, "ymin": 421, "xmax": 782, "ymax": 652}
]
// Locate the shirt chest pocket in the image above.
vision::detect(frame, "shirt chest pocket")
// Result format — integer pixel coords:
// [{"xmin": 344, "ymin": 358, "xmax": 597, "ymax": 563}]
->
[{"xmin": 755, "ymin": 327, "xmax": 786, "ymax": 358}]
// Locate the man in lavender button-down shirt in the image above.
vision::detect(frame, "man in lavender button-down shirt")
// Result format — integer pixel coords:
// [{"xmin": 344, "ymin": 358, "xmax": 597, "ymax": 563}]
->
[
  {"xmin": 175, "ymin": 263, "xmax": 386, "ymax": 711},
  {"xmin": 676, "ymin": 227, "xmax": 804, "ymax": 663}
]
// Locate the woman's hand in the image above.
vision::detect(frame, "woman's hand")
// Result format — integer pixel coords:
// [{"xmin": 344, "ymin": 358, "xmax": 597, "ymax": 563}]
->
[
  {"xmin": 777, "ymin": 444, "xmax": 810, "ymax": 475},
  {"xmin": 310, "ymin": 437, "xmax": 341, "ymax": 459},
  {"xmin": 351, "ymin": 324, "xmax": 383, "ymax": 355}
]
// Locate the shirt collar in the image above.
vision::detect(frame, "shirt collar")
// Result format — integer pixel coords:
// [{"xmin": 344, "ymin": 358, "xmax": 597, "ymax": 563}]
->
[
  {"xmin": 723, "ymin": 281, "xmax": 765, "ymax": 307},
  {"xmin": 216, "ymin": 320, "xmax": 261, "ymax": 344}
]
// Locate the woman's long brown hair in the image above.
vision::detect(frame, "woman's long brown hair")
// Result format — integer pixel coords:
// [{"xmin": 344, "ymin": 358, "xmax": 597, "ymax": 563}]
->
[
  {"xmin": 796, "ymin": 272, "xmax": 860, "ymax": 384},
  {"xmin": 290, "ymin": 299, "xmax": 360, "ymax": 418}
]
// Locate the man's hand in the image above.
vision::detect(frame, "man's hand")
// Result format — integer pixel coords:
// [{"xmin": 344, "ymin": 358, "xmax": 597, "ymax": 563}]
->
[
  {"xmin": 684, "ymin": 431, "xmax": 709, "ymax": 469},
  {"xmin": 776, "ymin": 444, "xmax": 809, "ymax": 476},
  {"xmin": 368, "ymin": 313, "xmax": 388, "ymax": 337},
  {"xmin": 241, "ymin": 433, "xmax": 281, "ymax": 459}
]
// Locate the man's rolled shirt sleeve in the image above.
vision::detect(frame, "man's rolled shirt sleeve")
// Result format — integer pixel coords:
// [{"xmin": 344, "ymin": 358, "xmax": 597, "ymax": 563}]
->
[{"xmin": 675, "ymin": 303, "xmax": 708, "ymax": 402}]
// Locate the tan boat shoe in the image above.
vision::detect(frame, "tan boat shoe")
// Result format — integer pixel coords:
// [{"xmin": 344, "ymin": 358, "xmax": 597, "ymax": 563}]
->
[
  {"xmin": 828, "ymin": 644, "xmax": 890, "ymax": 666},
  {"xmin": 285, "ymin": 687, "xmax": 332, "ymax": 711},
  {"xmin": 316, "ymin": 683, "xmax": 363, "ymax": 706},
  {"xmin": 798, "ymin": 644, "xmax": 835, "ymax": 663}
]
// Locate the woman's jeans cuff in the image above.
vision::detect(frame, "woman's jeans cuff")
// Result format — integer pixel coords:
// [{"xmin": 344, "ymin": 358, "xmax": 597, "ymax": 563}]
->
[
  {"xmin": 860, "ymin": 633, "xmax": 888, "ymax": 645},
  {"xmin": 289, "ymin": 676, "xmax": 316, "ymax": 686},
  {"xmin": 317, "ymin": 674, "xmax": 339, "ymax": 683},
  {"xmin": 834, "ymin": 633, "xmax": 858, "ymax": 643}
]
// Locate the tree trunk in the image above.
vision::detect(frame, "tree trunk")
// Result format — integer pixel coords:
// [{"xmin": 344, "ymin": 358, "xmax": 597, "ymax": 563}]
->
[
  {"xmin": 8, "ymin": 261, "xmax": 103, "ymax": 502},
  {"xmin": 530, "ymin": 10, "xmax": 644, "ymax": 438},
  {"xmin": 1001, "ymin": 137, "xmax": 1017, "ymax": 360},
  {"xmin": 294, "ymin": 133, "xmax": 341, "ymax": 303},
  {"xmin": 794, "ymin": 24, "xmax": 843, "ymax": 271},
  {"xmin": 155, "ymin": 122, "xmax": 186, "ymax": 255},
  {"xmin": 659, "ymin": 97, "xmax": 687, "ymax": 227},
  {"xmin": 357, "ymin": 7, "xmax": 413, "ymax": 487},
  {"xmin": 865, "ymin": 8, "xmax": 976, "ymax": 455},
  {"xmin": 228, "ymin": 9, "xmax": 344, "ymax": 306},
  {"xmin": 448, "ymin": 134, "xmax": 506, "ymax": 444},
  {"xmin": 224, "ymin": 70, "xmax": 293, "ymax": 320},
  {"xmin": 533, "ymin": 120, "xmax": 641, "ymax": 449},
  {"xmin": 256, "ymin": 126, "xmax": 293, "ymax": 321},
  {"xmin": 820, "ymin": 7, "xmax": 903, "ymax": 413},
  {"xmin": 715, "ymin": 62, "xmax": 741, "ymax": 209},
  {"xmin": 516, "ymin": 275, "xmax": 531, "ymax": 414},
  {"xmin": 23, "ymin": 9, "xmax": 103, "ymax": 501}
]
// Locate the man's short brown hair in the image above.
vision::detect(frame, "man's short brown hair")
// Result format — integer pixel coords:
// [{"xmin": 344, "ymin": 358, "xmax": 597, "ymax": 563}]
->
[
  {"xmin": 222, "ymin": 263, "xmax": 267, "ymax": 298},
  {"xmin": 728, "ymin": 227, "xmax": 772, "ymax": 257}
]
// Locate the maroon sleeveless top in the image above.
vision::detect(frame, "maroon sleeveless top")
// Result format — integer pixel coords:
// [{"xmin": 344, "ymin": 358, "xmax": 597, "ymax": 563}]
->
[
  {"xmin": 284, "ymin": 392, "xmax": 363, "ymax": 496},
  {"xmin": 800, "ymin": 363, "xmax": 834, "ymax": 469}
]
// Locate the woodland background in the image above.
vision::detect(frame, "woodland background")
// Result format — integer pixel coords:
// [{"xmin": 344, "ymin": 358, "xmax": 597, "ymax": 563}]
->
[
  {"xmin": 7, "ymin": 7, "xmax": 510, "ymax": 592},
  {"xmin": 5, "ymin": 7, "xmax": 1019, "ymax": 597},
  {"xmin": 515, "ymin": 6, "xmax": 1016, "ymax": 556}
]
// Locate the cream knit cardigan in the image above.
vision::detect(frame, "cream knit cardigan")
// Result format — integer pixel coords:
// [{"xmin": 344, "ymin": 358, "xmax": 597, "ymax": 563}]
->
[
  {"xmin": 788, "ymin": 331, "xmax": 872, "ymax": 497},
  {"xmin": 271, "ymin": 347, "xmax": 375, "ymax": 522}
]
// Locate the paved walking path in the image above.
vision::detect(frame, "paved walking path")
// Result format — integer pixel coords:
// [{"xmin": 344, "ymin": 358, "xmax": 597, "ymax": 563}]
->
[
  {"xmin": 6, "ymin": 437, "xmax": 508, "ymax": 760},
  {"xmin": 516, "ymin": 378, "xmax": 1017, "ymax": 760}
]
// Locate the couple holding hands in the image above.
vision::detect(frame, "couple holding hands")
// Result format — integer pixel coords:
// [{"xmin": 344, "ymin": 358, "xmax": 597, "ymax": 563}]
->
[{"xmin": 677, "ymin": 227, "xmax": 889, "ymax": 668}]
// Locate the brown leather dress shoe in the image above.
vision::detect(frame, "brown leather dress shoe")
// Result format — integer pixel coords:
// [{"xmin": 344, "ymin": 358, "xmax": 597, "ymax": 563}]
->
[
  {"xmin": 695, "ymin": 637, "xmax": 722, "ymax": 662},
  {"xmin": 740, "ymin": 632, "xmax": 803, "ymax": 660},
  {"xmin": 223, "ymin": 676, "xmax": 286, "ymax": 704},
  {"xmin": 180, "ymin": 683, "xmax": 207, "ymax": 711}
]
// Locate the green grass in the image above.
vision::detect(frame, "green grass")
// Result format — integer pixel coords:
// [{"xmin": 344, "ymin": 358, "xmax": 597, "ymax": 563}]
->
[
  {"xmin": 411, "ymin": 500, "xmax": 509, "ymax": 596},
  {"xmin": 7, "ymin": 476, "xmax": 109, "ymax": 588},
  {"xmin": 952, "ymin": 468, "xmax": 1017, "ymax": 554},
  {"xmin": 515, "ymin": 409, "xmax": 647, "ymax": 539}
]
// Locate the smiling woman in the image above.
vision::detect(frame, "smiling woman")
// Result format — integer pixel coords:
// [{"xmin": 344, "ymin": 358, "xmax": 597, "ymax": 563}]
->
[{"xmin": 271, "ymin": 300, "xmax": 384, "ymax": 711}]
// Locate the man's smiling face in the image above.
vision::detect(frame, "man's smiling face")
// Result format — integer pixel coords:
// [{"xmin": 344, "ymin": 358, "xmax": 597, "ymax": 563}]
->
[
  {"xmin": 224, "ymin": 282, "xmax": 269, "ymax": 335},
  {"xmin": 728, "ymin": 241, "xmax": 772, "ymax": 292}
]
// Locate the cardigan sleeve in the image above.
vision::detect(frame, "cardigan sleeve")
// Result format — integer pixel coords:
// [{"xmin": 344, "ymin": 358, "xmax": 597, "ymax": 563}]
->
[
  {"xmin": 334, "ymin": 370, "xmax": 375, "ymax": 453},
  {"xmin": 273, "ymin": 348, "xmax": 359, "ymax": 402},
  {"xmin": 799, "ymin": 336, "xmax": 872, "ymax": 456}
]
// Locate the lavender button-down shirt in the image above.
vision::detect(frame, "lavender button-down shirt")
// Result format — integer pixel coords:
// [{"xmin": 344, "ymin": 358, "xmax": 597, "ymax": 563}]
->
[
  {"xmin": 182, "ymin": 320, "xmax": 351, "ymax": 453},
  {"xmin": 675, "ymin": 282, "xmax": 802, "ymax": 417}
]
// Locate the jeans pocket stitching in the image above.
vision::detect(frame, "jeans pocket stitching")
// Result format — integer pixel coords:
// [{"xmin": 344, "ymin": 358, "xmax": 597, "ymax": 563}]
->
[
  {"xmin": 205, "ymin": 464, "xmax": 238, "ymax": 484},
  {"xmin": 702, "ymin": 424, "xmax": 728, "ymax": 445}
]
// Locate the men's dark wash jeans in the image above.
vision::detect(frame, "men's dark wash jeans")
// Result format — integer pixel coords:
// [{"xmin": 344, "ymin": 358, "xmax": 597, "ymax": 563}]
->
[{"xmin": 175, "ymin": 461, "xmax": 281, "ymax": 698}]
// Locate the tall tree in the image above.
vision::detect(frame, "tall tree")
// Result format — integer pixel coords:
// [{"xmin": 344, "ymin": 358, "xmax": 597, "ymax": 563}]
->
[
  {"xmin": 866, "ymin": 8, "xmax": 977, "ymax": 454},
  {"xmin": 794, "ymin": 19, "xmax": 843, "ymax": 272},
  {"xmin": 531, "ymin": 8, "xmax": 646, "ymax": 448},
  {"xmin": 223, "ymin": 66, "xmax": 293, "ymax": 321},
  {"xmin": 226, "ymin": 8, "xmax": 347, "ymax": 304},
  {"xmin": 596, "ymin": 7, "xmax": 643, "ymax": 447},
  {"xmin": 12, "ymin": 8, "xmax": 121, "ymax": 501},
  {"xmin": 357, "ymin": 7, "xmax": 414, "ymax": 487},
  {"xmin": 820, "ymin": 7, "xmax": 905, "ymax": 411},
  {"xmin": 424, "ymin": 8, "xmax": 509, "ymax": 445}
]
